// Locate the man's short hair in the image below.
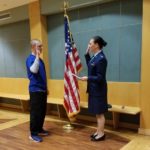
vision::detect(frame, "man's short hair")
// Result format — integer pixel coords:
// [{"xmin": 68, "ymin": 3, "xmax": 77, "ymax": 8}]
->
[{"xmin": 31, "ymin": 39, "xmax": 42, "ymax": 46}]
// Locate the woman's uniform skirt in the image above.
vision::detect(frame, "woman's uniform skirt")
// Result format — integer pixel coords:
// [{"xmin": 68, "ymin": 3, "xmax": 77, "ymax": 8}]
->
[{"xmin": 88, "ymin": 95, "xmax": 108, "ymax": 115}]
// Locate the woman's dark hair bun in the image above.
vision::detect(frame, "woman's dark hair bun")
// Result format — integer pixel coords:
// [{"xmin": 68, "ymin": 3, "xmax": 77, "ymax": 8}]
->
[
  {"xmin": 92, "ymin": 36, "xmax": 107, "ymax": 48},
  {"xmin": 102, "ymin": 40, "xmax": 107, "ymax": 47}
]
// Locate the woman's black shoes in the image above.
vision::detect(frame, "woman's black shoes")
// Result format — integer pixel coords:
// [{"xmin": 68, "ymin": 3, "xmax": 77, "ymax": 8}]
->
[
  {"xmin": 91, "ymin": 134, "xmax": 105, "ymax": 141},
  {"xmin": 90, "ymin": 133, "xmax": 98, "ymax": 138}
]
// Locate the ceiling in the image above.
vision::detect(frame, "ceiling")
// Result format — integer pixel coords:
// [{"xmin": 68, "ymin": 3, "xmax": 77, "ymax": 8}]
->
[{"xmin": 0, "ymin": 0, "xmax": 37, "ymax": 12}]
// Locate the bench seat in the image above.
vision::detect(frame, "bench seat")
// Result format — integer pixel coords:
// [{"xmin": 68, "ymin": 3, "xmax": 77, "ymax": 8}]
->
[{"xmin": 0, "ymin": 94, "xmax": 141, "ymax": 129}]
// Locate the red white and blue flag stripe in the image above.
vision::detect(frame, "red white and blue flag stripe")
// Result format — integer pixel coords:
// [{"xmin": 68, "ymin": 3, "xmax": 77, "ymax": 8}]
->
[{"xmin": 64, "ymin": 14, "xmax": 82, "ymax": 119}]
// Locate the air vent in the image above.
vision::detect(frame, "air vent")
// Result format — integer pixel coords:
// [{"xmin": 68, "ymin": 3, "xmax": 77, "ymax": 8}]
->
[{"xmin": 0, "ymin": 13, "xmax": 11, "ymax": 21}]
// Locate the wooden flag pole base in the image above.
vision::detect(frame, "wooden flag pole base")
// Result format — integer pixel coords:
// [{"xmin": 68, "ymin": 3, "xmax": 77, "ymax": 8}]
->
[{"xmin": 63, "ymin": 123, "xmax": 74, "ymax": 130}]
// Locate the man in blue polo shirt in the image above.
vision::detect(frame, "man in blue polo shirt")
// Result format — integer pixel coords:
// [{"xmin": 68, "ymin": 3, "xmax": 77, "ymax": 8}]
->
[{"xmin": 26, "ymin": 39, "xmax": 49, "ymax": 142}]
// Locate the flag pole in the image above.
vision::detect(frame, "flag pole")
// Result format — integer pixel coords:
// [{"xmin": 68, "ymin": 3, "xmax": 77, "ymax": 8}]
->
[
  {"xmin": 63, "ymin": 0, "xmax": 74, "ymax": 130},
  {"xmin": 63, "ymin": 121, "xmax": 74, "ymax": 130},
  {"xmin": 64, "ymin": 0, "xmax": 68, "ymax": 15},
  {"xmin": 63, "ymin": 117, "xmax": 75, "ymax": 130}
]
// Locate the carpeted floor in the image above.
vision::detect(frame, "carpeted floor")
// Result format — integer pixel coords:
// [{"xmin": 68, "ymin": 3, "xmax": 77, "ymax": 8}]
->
[{"xmin": 0, "ymin": 121, "xmax": 129, "ymax": 150}]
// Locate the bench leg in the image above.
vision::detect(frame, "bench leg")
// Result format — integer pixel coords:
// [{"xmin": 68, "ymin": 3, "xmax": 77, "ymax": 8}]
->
[
  {"xmin": 112, "ymin": 112, "xmax": 120, "ymax": 129},
  {"xmin": 20, "ymin": 100, "xmax": 29, "ymax": 112},
  {"xmin": 56, "ymin": 104, "xmax": 61, "ymax": 118}
]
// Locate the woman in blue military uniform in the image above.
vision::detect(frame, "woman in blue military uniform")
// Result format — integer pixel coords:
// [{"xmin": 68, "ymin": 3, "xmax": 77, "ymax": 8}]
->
[{"xmin": 81, "ymin": 36, "xmax": 108, "ymax": 141}]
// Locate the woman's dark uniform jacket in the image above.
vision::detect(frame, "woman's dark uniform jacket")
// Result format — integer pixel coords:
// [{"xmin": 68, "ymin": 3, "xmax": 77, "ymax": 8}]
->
[{"xmin": 85, "ymin": 51, "xmax": 108, "ymax": 114}]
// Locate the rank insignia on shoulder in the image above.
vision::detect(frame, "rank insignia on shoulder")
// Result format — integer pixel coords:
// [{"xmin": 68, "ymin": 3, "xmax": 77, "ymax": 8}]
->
[{"xmin": 91, "ymin": 63, "xmax": 95, "ymax": 66}]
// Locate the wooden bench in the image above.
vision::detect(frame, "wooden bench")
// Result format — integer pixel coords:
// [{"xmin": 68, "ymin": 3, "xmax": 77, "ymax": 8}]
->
[
  {"xmin": 0, "ymin": 78, "xmax": 141, "ymax": 129},
  {"xmin": 0, "ymin": 92, "xmax": 29, "ymax": 111},
  {"xmin": 47, "ymin": 98, "xmax": 141, "ymax": 129},
  {"xmin": 46, "ymin": 80, "xmax": 141, "ymax": 128},
  {"xmin": 108, "ymin": 105, "xmax": 141, "ymax": 129},
  {"xmin": 0, "ymin": 78, "xmax": 30, "ymax": 111},
  {"xmin": 0, "ymin": 93, "xmax": 141, "ymax": 129},
  {"xmin": 80, "ymin": 101, "xmax": 141, "ymax": 129}
]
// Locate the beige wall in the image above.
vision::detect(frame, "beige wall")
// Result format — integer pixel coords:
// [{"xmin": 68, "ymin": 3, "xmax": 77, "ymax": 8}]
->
[
  {"xmin": 28, "ymin": 0, "xmax": 50, "ymax": 78},
  {"xmin": 48, "ymin": 80, "xmax": 140, "ymax": 107},
  {"xmin": 0, "ymin": 78, "xmax": 28, "ymax": 95},
  {"xmin": 139, "ymin": 0, "xmax": 150, "ymax": 135}
]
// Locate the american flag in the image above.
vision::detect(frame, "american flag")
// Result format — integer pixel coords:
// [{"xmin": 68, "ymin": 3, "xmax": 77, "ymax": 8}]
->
[{"xmin": 64, "ymin": 14, "xmax": 82, "ymax": 119}]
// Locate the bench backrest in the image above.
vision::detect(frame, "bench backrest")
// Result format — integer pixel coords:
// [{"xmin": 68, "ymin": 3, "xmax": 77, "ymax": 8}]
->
[
  {"xmin": 0, "ymin": 78, "xmax": 140, "ymax": 107},
  {"xmin": 0, "ymin": 78, "xmax": 29, "ymax": 95}
]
